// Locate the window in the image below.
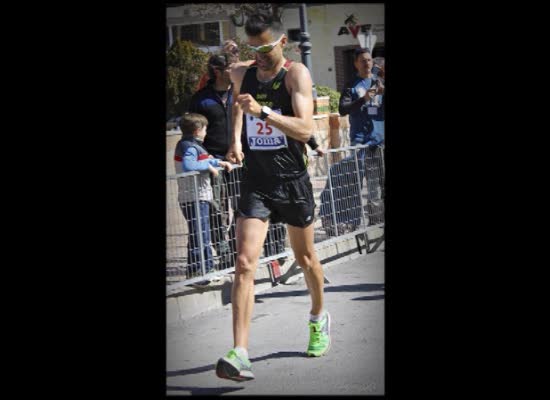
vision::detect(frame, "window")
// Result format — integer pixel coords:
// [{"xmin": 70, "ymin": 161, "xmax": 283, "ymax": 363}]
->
[
  {"xmin": 180, "ymin": 24, "xmax": 201, "ymax": 43},
  {"xmin": 221, "ymin": 20, "xmax": 231, "ymax": 43},
  {"xmin": 204, "ymin": 22, "xmax": 220, "ymax": 46},
  {"xmin": 287, "ymin": 29, "xmax": 301, "ymax": 42},
  {"xmin": 172, "ymin": 22, "xmax": 223, "ymax": 47}
]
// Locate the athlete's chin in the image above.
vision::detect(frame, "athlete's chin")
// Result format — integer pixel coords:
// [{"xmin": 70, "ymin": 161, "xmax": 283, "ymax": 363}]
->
[{"xmin": 256, "ymin": 59, "xmax": 271, "ymax": 68}]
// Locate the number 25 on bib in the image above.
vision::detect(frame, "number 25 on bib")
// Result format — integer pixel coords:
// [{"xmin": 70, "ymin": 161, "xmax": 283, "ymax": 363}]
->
[{"xmin": 246, "ymin": 109, "xmax": 288, "ymax": 151}]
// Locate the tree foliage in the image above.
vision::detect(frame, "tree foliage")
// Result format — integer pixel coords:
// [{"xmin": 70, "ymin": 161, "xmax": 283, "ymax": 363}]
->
[
  {"xmin": 232, "ymin": 36, "xmax": 255, "ymax": 62},
  {"xmin": 316, "ymin": 85, "xmax": 341, "ymax": 114},
  {"xmin": 166, "ymin": 39, "xmax": 210, "ymax": 119},
  {"xmin": 229, "ymin": 3, "xmax": 286, "ymax": 27}
]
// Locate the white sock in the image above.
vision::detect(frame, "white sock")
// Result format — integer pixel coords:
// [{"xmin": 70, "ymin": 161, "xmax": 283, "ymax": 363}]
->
[
  {"xmin": 234, "ymin": 346, "xmax": 248, "ymax": 359},
  {"xmin": 309, "ymin": 310, "xmax": 324, "ymax": 322}
]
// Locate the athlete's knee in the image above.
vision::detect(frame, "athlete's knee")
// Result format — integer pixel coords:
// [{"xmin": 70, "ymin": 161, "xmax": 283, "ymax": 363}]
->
[
  {"xmin": 235, "ymin": 253, "xmax": 257, "ymax": 277},
  {"xmin": 295, "ymin": 251, "xmax": 319, "ymax": 271}
]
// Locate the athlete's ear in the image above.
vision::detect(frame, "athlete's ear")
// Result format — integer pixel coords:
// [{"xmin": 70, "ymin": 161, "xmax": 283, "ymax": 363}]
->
[{"xmin": 280, "ymin": 34, "xmax": 287, "ymax": 48}]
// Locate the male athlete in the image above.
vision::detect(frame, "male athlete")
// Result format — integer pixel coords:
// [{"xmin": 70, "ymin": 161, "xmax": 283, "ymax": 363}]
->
[{"xmin": 215, "ymin": 13, "xmax": 331, "ymax": 382}]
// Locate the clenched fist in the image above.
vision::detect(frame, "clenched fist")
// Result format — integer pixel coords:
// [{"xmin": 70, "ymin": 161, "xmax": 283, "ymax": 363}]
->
[
  {"xmin": 235, "ymin": 94, "xmax": 262, "ymax": 118},
  {"xmin": 226, "ymin": 142, "xmax": 244, "ymax": 165}
]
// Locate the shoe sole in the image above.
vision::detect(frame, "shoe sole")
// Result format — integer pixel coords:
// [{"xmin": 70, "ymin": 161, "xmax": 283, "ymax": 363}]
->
[
  {"xmin": 307, "ymin": 311, "xmax": 332, "ymax": 357},
  {"xmin": 215, "ymin": 357, "xmax": 255, "ymax": 382}
]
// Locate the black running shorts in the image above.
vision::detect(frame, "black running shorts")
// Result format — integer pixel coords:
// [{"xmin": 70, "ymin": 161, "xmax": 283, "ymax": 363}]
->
[{"xmin": 237, "ymin": 173, "xmax": 316, "ymax": 228}]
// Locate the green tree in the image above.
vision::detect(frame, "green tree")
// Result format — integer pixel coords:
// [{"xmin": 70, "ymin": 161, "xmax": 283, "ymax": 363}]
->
[
  {"xmin": 316, "ymin": 85, "xmax": 341, "ymax": 113},
  {"xmin": 229, "ymin": 3, "xmax": 285, "ymax": 27},
  {"xmin": 166, "ymin": 39, "xmax": 210, "ymax": 119}
]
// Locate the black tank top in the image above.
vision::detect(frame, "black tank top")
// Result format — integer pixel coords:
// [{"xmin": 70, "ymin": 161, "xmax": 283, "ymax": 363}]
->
[{"xmin": 240, "ymin": 59, "xmax": 307, "ymax": 182}]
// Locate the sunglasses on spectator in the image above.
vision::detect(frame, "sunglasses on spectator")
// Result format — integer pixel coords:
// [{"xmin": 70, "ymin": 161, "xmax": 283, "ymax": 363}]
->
[{"xmin": 247, "ymin": 35, "xmax": 284, "ymax": 53}]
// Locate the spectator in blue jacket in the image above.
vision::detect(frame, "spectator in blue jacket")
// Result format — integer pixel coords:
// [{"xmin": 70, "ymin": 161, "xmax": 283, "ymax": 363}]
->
[
  {"xmin": 189, "ymin": 54, "xmax": 237, "ymax": 268},
  {"xmin": 174, "ymin": 113, "xmax": 232, "ymax": 280},
  {"xmin": 338, "ymin": 47, "xmax": 384, "ymax": 147},
  {"xmin": 338, "ymin": 47, "xmax": 384, "ymax": 225}
]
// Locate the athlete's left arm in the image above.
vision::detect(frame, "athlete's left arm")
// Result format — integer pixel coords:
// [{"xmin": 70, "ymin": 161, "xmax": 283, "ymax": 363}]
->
[{"xmin": 265, "ymin": 63, "xmax": 314, "ymax": 143}]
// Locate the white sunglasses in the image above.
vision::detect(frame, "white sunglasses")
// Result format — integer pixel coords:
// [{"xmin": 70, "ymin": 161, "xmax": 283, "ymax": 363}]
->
[{"xmin": 247, "ymin": 35, "xmax": 284, "ymax": 53}]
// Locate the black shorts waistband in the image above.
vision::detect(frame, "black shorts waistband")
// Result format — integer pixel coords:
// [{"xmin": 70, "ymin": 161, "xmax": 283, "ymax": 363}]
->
[{"xmin": 242, "ymin": 168, "xmax": 308, "ymax": 185}]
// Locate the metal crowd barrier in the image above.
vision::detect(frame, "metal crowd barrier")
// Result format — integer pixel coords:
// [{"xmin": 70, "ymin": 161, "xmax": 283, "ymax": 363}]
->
[{"xmin": 166, "ymin": 144, "xmax": 384, "ymax": 289}]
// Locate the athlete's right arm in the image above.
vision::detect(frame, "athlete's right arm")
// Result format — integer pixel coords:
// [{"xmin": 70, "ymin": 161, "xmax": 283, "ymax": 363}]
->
[{"xmin": 226, "ymin": 63, "xmax": 248, "ymax": 165}]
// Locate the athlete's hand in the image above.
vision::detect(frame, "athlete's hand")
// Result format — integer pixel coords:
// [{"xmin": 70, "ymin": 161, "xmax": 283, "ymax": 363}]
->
[
  {"xmin": 225, "ymin": 142, "xmax": 244, "ymax": 165},
  {"xmin": 235, "ymin": 94, "xmax": 262, "ymax": 118}
]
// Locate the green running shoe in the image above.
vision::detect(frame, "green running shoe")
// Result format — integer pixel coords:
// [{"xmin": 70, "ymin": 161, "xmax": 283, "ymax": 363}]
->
[
  {"xmin": 215, "ymin": 348, "xmax": 255, "ymax": 381},
  {"xmin": 307, "ymin": 311, "xmax": 331, "ymax": 357}
]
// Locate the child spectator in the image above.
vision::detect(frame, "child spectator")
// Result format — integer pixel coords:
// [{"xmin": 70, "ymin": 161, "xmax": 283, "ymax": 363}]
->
[{"xmin": 174, "ymin": 113, "xmax": 233, "ymax": 280}]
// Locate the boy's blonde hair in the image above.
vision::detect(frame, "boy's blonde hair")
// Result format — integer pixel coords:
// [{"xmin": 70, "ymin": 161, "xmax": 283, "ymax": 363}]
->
[{"xmin": 179, "ymin": 112, "xmax": 208, "ymax": 136}]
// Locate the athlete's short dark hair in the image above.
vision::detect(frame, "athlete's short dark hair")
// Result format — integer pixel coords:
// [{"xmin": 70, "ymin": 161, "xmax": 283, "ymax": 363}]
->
[{"xmin": 245, "ymin": 13, "xmax": 284, "ymax": 38}]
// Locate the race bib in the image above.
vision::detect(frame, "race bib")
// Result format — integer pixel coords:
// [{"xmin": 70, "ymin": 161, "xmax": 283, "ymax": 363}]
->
[{"xmin": 246, "ymin": 109, "xmax": 288, "ymax": 151}]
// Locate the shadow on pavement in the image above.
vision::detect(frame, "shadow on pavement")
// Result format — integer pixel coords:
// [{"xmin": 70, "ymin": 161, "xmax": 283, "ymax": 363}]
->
[
  {"xmin": 255, "ymin": 283, "xmax": 385, "ymax": 300},
  {"xmin": 167, "ymin": 351, "xmax": 305, "ymax": 378},
  {"xmin": 250, "ymin": 350, "xmax": 306, "ymax": 362},
  {"xmin": 166, "ymin": 386, "xmax": 244, "ymax": 395},
  {"xmin": 351, "ymin": 294, "xmax": 385, "ymax": 301},
  {"xmin": 167, "ymin": 364, "xmax": 215, "ymax": 377}
]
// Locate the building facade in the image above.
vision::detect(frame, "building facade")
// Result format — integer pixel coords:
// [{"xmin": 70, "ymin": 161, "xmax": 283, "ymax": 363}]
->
[{"xmin": 166, "ymin": 3, "xmax": 384, "ymax": 91}]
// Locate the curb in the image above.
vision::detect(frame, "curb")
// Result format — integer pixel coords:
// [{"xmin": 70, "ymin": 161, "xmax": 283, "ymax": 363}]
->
[{"xmin": 167, "ymin": 225, "xmax": 384, "ymax": 324}]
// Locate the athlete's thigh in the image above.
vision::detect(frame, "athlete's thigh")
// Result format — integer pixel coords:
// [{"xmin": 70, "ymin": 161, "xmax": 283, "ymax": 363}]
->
[
  {"xmin": 287, "ymin": 223, "xmax": 316, "ymax": 260},
  {"xmin": 236, "ymin": 216, "xmax": 270, "ymax": 262}
]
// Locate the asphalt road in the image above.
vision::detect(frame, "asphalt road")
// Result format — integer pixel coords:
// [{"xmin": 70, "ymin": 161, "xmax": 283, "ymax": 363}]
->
[{"xmin": 166, "ymin": 246, "xmax": 385, "ymax": 395}]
